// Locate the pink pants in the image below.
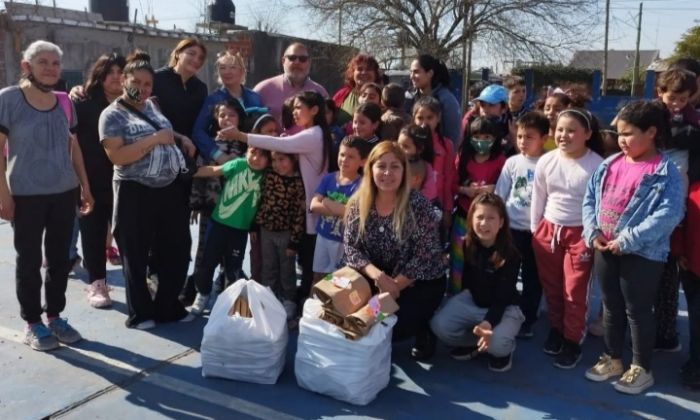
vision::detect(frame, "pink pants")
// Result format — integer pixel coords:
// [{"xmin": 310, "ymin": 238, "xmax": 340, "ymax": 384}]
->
[{"xmin": 532, "ymin": 219, "xmax": 593, "ymax": 343}]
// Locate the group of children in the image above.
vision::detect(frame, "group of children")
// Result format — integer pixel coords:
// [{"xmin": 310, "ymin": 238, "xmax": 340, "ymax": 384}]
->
[{"xmin": 179, "ymin": 62, "xmax": 700, "ymax": 395}]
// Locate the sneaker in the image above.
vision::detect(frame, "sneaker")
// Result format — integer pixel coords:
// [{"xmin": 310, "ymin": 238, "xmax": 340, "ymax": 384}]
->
[
  {"xmin": 450, "ymin": 346, "xmax": 480, "ymax": 361},
  {"xmin": 106, "ymin": 246, "xmax": 122, "ymax": 265},
  {"xmin": 283, "ymin": 300, "xmax": 297, "ymax": 321},
  {"xmin": 134, "ymin": 320, "xmax": 156, "ymax": 330},
  {"xmin": 190, "ymin": 293, "xmax": 209, "ymax": 315},
  {"xmin": 179, "ymin": 313, "xmax": 196, "ymax": 323},
  {"xmin": 654, "ymin": 336, "xmax": 682, "ymax": 352},
  {"xmin": 24, "ymin": 323, "xmax": 59, "ymax": 351},
  {"xmin": 47, "ymin": 318, "xmax": 82, "ymax": 344},
  {"xmin": 585, "ymin": 354, "xmax": 624, "ymax": 382},
  {"xmin": 517, "ymin": 323, "xmax": 534, "ymax": 339},
  {"xmin": 614, "ymin": 365, "xmax": 654, "ymax": 394},
  {"xmin": 543, "ymin": 328, "xmax": 564, "ymax": 355},
  {"xmin": 146, "ymin": 273, "xmax": 158, "ymax": 300},
  {"xmin": 488, "ymin": 353, "xmax": 513, "ymax": 372},
  {"xmin": 410, "ymin": 331, "xmax": 436, "ymax": 361},
  {"xmin": 86, "ymin": 279, "xmax": 112, "ymax": 308},
  {"xmin": 588, "ymin": 316, "xmax": 605, "ymax": 337},
  {"xmin": 553, "ymin": 339, "xmax": 582, "ymax": 369}
]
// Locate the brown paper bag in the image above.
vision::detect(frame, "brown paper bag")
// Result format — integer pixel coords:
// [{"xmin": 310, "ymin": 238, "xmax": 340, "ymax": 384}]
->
[
  {"xmin": 320, "ymin": 307, "xmax": 345, "ymax": 327},
  {"xmin": 312, "ymin": 266, "xmax": 371, "ymax": 316},
  {"xmin": 228, "ymin": 296, "xmax": 252, "ymax": 318},
  {"xmin": 344, "ymin": 292, "xmax": 399, "ymax": 337}
]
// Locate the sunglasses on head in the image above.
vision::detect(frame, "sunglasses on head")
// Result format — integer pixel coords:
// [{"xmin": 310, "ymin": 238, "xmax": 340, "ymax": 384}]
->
[{"xmin": 285, "ymin": 54, "xmax": 309, "ymax": 63}]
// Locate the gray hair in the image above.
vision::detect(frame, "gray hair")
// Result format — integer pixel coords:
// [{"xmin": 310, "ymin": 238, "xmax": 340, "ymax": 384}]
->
[{"xmin": 22, "ymin": 40, "xmax": 63, "ymax": 62}]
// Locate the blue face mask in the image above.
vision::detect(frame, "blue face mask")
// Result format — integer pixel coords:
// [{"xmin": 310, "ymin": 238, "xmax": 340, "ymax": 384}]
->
[{"xmin": 470, "ymin": 137, "xmax": 494, "ymax": 155}]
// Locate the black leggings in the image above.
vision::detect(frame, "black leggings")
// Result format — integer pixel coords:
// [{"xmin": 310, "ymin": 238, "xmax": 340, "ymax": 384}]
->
[
  {"xmin": 78, "ymin": 187, "xmax": 112, "ymax": 282},
  {"xmin": 113, "ymin": 180, "xmax": 190, "ymax": 327},
  {"xmin": 394, "ymin": 276, "xmax": 447, "ymax": 341},
  {"xmin": 596, "ymin": 251, "xmax": 664, "ymax": 370},
  {"xmin": 194, "ymin": 220, "xmax": 247, "ymax": 295},
  {"xmin": 14, "ymin": 189, "xmax": 77, "ymax": 323}
]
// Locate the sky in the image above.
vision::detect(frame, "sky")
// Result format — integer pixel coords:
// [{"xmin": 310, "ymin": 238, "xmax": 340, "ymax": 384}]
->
[{"xmin": 6, "ymin": 0, "xmax": 700, "ymax": 71}]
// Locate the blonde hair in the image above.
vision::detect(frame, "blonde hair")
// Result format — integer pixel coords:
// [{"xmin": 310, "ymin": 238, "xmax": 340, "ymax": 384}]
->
[
  {"xmin": 216, "ymin": 51, "xmax": 247, "ymax": 85},
  {"xmin": 168, "ymin": 38, "xmax": 207, "ymax": 67},
  {"xmin": 346, "ymin": 141, "xmax": 413, "ymax": 243}
]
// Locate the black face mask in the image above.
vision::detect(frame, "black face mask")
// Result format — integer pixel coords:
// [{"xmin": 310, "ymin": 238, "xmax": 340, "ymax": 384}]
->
[
  {"xmin": 27, "ymin": 73, "xmax": 55, "ymax": 93},
  {"xmin": 125, "ymin": 85, "xmax": 141, "ymax": 102}
]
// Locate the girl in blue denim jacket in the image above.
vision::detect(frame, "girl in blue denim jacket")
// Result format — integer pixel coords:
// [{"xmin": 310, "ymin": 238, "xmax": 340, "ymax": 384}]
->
[{"xmin": 582, "ymin": 101, "xmax": 684, "ymax": 395}]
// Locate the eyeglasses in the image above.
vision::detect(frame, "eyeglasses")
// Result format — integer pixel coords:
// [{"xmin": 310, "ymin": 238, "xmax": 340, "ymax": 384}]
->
[{"xmin": 285, "ymin": 55, "xmax": 309, "ymax": 63}]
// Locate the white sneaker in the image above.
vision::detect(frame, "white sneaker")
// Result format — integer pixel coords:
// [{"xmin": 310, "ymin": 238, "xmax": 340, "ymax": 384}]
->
[
  {"xmin": 190, "ymin": 293, "xmax": 209, "ymax": 315},
  {"xmin": 614, "ymin": 364, "xmax": 654, "ymax": 394},
  {"xmin": 134, "ymin": 320, "xmax": 156, "ymax": 330},
  {"xmin": 86, "ymin": 279, "xmax": 112, "ymax": 308},
  {"xmin": 179, "ymin": 313, "xmax": 196, "ymax": 323},
  {"xmin": 585, "ymin": 354, "xmax": 623, "ymax": 382},
  {"xmin": 146, "ymin": 274, "xmax": 158, "ymax": 300}
]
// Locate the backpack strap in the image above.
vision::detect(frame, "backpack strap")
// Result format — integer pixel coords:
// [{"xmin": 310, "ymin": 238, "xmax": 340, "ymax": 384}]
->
[{"xmin": 54, "ymin": 91, "xmax": 74, "ymax": 127}]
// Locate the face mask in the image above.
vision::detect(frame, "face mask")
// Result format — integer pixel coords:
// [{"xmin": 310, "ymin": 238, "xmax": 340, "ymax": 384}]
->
[
  {"xmin": 470, "ymin": 138, "xmax": 494, "ymax": 155},
  {"xmin": 27, "ymin": 72, "xmax": 55, "ymax": 93},
  {"xmin": 125, "ymin": 85, "xmax": 141, "ymax": 102}
]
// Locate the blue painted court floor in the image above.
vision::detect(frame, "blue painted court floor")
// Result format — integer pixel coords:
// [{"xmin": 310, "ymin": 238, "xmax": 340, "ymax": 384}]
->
[{"xmin": 0, "ymin": 220, "xmax": 699, "ymax": 419}]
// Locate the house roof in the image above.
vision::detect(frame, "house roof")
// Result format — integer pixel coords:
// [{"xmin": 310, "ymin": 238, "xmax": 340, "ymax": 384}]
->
[{"xmin": 569, "ymin": 50, "xmax": 660, "ymax": 79}]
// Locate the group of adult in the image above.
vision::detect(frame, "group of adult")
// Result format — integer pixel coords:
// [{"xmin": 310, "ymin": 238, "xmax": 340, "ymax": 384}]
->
[{"xmin": 2, "ymin": 36, "xmax": 463, "ymax": 355}]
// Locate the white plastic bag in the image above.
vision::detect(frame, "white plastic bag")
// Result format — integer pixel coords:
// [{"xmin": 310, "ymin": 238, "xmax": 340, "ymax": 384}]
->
[
  {"xmin": 201, "ymin": 279, "xmax": 288, "ymax": 384},
  {"xmin": 294, "ymin": 299, "xmax": 396, "ymax": 405}
]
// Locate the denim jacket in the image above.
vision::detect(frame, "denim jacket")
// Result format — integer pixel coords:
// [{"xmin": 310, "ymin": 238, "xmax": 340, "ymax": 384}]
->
[
  {"xmin": 582, "ymin": 152, "xmax": 684, "ymax": 262},
  {"xmin": 192, "ymin": 86, "xmax": 264, "ymax": 161}
]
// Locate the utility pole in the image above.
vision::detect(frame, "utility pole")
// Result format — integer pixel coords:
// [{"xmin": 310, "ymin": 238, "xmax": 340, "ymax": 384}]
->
[
  {"xmin": 631, "ymin": 2, "xmax": 643, "ymax": 96},
  {"xmin": 602, "ymin": 0, "xmax": 610, "ymax": 96},
  {"xmin": 460, "ymin": 1, "xmax": 469, "ymax": 112},
  {"xmin": 462, "ymin": 2, "xmax": 475, "ymax": 109},
  {"xmin": 338, "ymin": 3, "xmax": 342, "ymax": 45}
]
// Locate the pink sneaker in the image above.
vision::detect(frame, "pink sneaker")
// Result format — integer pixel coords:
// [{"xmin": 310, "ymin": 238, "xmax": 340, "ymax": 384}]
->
[
  {"xmin": 106, "ymin": 246, "xmax": 122, "ymax": 265},
  {"xmin": 86, "ymin": 279, "xmax": 112, "ymax": 308}
]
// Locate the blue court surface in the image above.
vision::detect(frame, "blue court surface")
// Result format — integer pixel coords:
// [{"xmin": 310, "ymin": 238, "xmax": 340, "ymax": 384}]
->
[{"xmin": 0, "ymin": 221, "xmax": 698, "ymax": 419}]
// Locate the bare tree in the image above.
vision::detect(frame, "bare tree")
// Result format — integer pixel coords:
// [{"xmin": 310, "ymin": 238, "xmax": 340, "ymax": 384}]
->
[
  {"xmin": 302, "ymin": 0, "xmax": 601, "ymax": 66},
  {"xmin": 248, "ymin": 0, "xmax": 287, "ymax": 34}
]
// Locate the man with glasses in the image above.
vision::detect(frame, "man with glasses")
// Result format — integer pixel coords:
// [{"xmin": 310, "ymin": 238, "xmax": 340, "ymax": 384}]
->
[{"xmin": 254, "ymin": 42, "xmax": 328, "ymax": 124}]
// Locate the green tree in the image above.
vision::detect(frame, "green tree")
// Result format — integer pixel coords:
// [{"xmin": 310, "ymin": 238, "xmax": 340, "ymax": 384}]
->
[{"xmin": 672, "ymin": 25, "xmax": 700, "ymax": 60}]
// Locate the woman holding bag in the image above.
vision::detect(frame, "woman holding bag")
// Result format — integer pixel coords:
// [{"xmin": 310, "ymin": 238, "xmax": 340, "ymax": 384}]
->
[
  {"xmin": 343, "ymin": 141, "xmax": 447, "ymax": 360},
  {"xmin": 98, "ymin": 50, "xmax": 194, "ymax": 329}
]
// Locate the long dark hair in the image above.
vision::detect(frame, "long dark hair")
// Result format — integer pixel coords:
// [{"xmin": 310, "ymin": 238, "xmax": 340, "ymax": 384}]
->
[
  {"xmin": 463, "ymin": 193, "xmax": 519, "ymax": 268},
  {"xmin": 415, "ymin": 54, "xmax": 451, "ymax": 89},
  {"xmin": 399, "ymin": 124, "xmax": 434, "ymax": 162},
  {"xmin": 412, "ymin": 96, "xmax": 447, "ymax": 149},
  {"xmin": 84, "ymin": 52, "xmax": 126, "ymax": 98},
  {"xmin": 457, "ymin": 117, "xmax": 503, "ymax": 184},
  {"xmin": 296, "ymin": 90, "xmax": 333, "ymax": 174}
]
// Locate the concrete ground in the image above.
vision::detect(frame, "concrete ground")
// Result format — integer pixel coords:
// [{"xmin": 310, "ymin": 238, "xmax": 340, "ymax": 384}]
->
[{"xmin": 0, "ymin": 220, "xmax": 699, "ymax": 420}]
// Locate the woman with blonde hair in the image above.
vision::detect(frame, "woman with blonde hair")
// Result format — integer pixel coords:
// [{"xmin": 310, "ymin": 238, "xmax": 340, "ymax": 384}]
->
[
  {"xmin": 343, "ymin": 141, "xmax": 446, "ymax": 360},
  {"xmin": 192, "ymin": 50, "xmax": 264, "ymax": 165}
]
